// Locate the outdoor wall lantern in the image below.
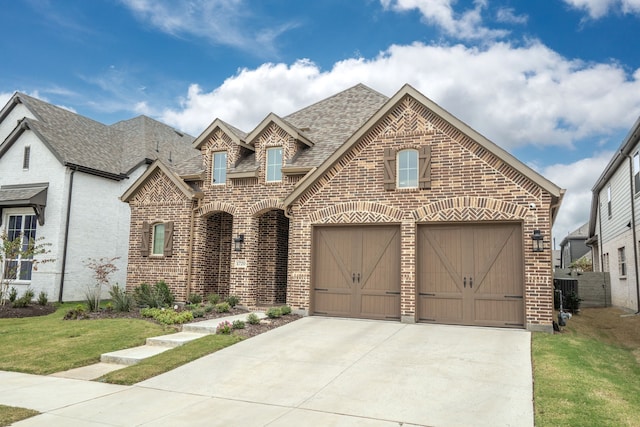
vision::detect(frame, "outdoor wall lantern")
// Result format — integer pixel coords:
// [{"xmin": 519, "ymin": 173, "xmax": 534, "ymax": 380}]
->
[
  {"xmin": 531, "ymin": 229, "xmax": 544, "ymax": 252},
  {"xmin": 233, "ymin": 234, "xmax": 245, "ymax": 252}
]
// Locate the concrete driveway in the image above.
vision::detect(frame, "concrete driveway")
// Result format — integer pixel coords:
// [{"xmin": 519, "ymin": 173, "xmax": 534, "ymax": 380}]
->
[{"xmin": 4, "ymin": 317, "xmax": 533, "ymax": 426}]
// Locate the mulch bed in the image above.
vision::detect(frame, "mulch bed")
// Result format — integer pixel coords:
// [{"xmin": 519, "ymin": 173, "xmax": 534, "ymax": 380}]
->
[{"xmin": 0, "ymin": 303, "xmax": 301, "ymax": 339}]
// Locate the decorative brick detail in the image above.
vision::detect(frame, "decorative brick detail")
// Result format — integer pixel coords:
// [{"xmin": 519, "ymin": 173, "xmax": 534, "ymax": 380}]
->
[
  {"xmin": 413, "ymin": 197, "xmax": 529, "ymax": 222},
  {"xmin": 309, "ymin": 202, "xmax": 404, "ymax": 223},
  {"xmin": 249, "ymin": 199, "xmax": 286, "ymax": 216}
]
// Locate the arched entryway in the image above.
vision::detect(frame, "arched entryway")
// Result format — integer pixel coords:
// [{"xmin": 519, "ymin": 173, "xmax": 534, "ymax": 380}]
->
[
  {"xmin": 256, "ymin": 209, "xmax": 289, "ymax": 305},
  {"xmin": 200, "ymin": 211, "xmax": 233, "ymax": 297}
]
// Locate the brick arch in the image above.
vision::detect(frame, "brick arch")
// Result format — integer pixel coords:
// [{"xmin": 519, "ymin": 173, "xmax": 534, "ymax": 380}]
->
[
  {"xmin": 309, "ymin": 202, "xmax": 404, "ymax": 224},
  {"xmin": 249, "ymin": 199, "xmax": 286, "ymax": 217},
  {"xmin": 197, "ymin": 201, "xmax": 237, "ymax": 217},
  {"xmin": 412, "ymin": 197, "xmax": 529, "ymax": 222}
]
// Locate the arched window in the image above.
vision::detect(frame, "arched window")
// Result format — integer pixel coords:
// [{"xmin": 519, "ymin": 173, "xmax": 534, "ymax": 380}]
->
[{"xmin": 397, "ymin": 149, "xmax": 418, "ymax": 188}]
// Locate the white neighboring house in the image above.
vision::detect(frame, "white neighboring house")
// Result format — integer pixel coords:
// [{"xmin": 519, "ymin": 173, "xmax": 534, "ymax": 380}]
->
[
  {"xmin": 0, "ymin": 93, "xmax": 197, "ymax": 302},
  {"xmin": 588, "ymin": 116, "xmax": 640, "ymax": 313}
]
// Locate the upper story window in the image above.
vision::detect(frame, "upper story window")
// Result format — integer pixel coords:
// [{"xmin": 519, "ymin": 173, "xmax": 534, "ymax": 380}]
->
[
  {"xmin": 212, "ymin": 151, "xmax": 227, "ymax": 185},
  {"xmin": 634, "ymin": 152, "xmax": 640, "ymax": 194},
  {"xmin": 23, "ymin": 146, "xmax": 30, "ymax": 170},
  {"xmin": 266, "ymin": 147, "xmax": 283, "ymax": 182},
  {"xmin": 397, "ymin": 149, "xmax": 418, "ymax": 188},
  {"xmin": 607, "ymin": 185, "xmax": 612, "ymax": 219},
  {"xmin": 618, "ymin": 247, "xmax": 626, "ymax": 277},
  {"xmin": 4, "ymin": 214, "xmax": 37, "ymax": 281},
  {"xmin": 140, "ymin": 221, "xmax": 173, "ymax": 257}
]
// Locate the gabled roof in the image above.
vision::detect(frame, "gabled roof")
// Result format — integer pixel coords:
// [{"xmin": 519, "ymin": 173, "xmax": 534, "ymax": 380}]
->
[
  {"xmin": 0, "ymin": 92, "xmax": 198, "ymax": 179},
  {"xmin": 121, "ymin": 159, "xmax": 203, "ymax": 202},
  {"xmin": 588, "ymin": 116, "xmax": 640, "ymax": 237},
  {"xmin": 560, "ymin": 222, "xmax": 589, "ymax": 247},
  {"xmin": 246, "ymin": 113, "xmax": 314, "ymax": 147},
  {"xmin": 192, "ymin": 118, "xmax": 253, "ymax": 151},
  {"xmin": 284, "ymin": 84, "xmax": 565, "ymax": 222}
]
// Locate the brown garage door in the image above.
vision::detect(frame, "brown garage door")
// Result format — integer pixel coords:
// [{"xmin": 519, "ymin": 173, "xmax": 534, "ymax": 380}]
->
[
  {"xmin": 417, "ymin": 223, "xmax": 524, "ymax": 328},
  {"xmin": 312, "ymin": 225, "xmax": 400, "ymax": 320}
]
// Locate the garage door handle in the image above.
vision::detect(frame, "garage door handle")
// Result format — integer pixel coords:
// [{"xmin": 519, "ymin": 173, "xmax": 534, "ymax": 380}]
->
[
  {"xmin": 352, "ymin": 273, "xmax": 356, "ymax": 283},
  {"xmin": 357, "ymin": 273, "xmax": 360, "ymax": 283},
  {"xmin": 469, "ymin": 277, "xmax": 473, "ymax": 289},
  {"xmin": 463, "ymin": 277, "xmax": 466, "ymax": 288}
]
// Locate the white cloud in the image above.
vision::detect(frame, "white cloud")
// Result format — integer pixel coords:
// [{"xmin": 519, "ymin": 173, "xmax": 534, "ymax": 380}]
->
[
  {"xmin": 496, "ymin": 7, "xmax": 528, "ymax": 24},
  {"xmin": 159, "ymin": 41, "xmax": 640, "ymax": 154},
  {"xmin": 380, "ymin": 0, "xmax": 508, "ymax": 40},
  {"xmin": 119, "ymin": 0, "xmax": 298, "ymax": 56},
  {"xmin": 538, "ymin": 151, "xmax": 614, "ymax": 243},
  {"xmin": 563, "ymin": 0, "xmax": 640, "ymax": 18},
  {"xmin": 0, "ymin": 92, "xmax": 13, "ymax": 108}
]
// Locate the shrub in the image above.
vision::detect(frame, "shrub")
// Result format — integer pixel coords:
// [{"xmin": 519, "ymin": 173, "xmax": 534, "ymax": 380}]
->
[
  {"xmin": 216, "ymin": 320, "xmax": 233, "ymax": 335},
  {"xmin": 247, "ymin": 313, "xmax": 261, "ymax": 324},
  {"xmin": 280, "ymin": 305, "xmax": 292, "ymax": 315},
  {"xmin": 266, "ymin": 307, "xmax": 282, "ymax": 318},
  {"xmin": 64, "ymin": 304, "xmax": 87, "ymax": 320},
  {"xmin": 188, "ymin": 293, "xmax": 203, "ymax": 305},
  {"xmin": 204, "ymin": 303, "xmax": 214, "ymax": 313},
  {"xmin": 215, "ymin": 302, "xmax": 231, "ymax": 313},
  {"xmin": 109, "ymin": 285, "xmax": 133, "ymax": 312},
  {"xmin": 226, "ymin": 295, "xmax": 240, "ymax": 308},
  {"xmin": 104, "ymin": 302, "xmax": 114, "ymax": 311},
  {"xmin": 13, "ymin": 288, "xmax": 35, "ymax": 308},
  {"xmin": 207, "ymin": 293, "xmax": 220, "ymax": 304},
  {"xmin": 37, "ymin": 291, "xmax": 48, "ymax": 306},
  {"xmin": 84, "ymin": 286, "xmax": 100, "ymax": 312},
  {"xmin": 232, "ymin": 319, "xmax": 245, "ymax": 329},
  {"xmin": 8, "ymin": 287, "xmax": 18, "ymax": 302},
  {"xmin": 141, "ymin": 307, "xmax": 193, "ymax": 325},
  {"xmin": 133, "ymin": 281, "xmax": 175, "ymax": 308},
  {"xmin": 192, "ymin": 307, "xmax": 206, "ymax": 318}
]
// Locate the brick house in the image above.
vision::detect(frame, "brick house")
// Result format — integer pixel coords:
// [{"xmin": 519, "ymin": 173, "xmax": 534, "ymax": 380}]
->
[{"xmin": 122, "ymin": 84, "xmax": 564, "ymax": 332}]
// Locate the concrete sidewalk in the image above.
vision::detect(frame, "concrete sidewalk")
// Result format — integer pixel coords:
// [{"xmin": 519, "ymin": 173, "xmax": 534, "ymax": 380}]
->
[{"xmin": 1, "ymin": 318, "xmax": 534, "ymax": 426}]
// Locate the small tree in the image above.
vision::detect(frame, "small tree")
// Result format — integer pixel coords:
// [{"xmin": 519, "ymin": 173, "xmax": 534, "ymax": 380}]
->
[
  {"xmin": 84, "ymin": 257, "xmax": 119, "ymax": 312},
  {"xmin": 0, "ymin": 230, "xmax": 53, "ymax": 306}
]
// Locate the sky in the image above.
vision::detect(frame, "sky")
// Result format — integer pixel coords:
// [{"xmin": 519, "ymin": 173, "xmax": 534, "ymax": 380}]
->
[{"xmin": 2, "ymin": 0, "xmax": 640, "ymax": 246}]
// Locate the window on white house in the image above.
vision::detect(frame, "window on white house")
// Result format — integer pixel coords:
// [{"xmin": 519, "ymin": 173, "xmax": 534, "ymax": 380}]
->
[
  {"xmin": 5, "ymin": 214, "xmax": 37, "ymax": 280},
  {"xmin": 152, "ymin": 223, "xmax": 165, "ymax": 255},
  {"xmin": 23, "ymin": 146, "xmax": 30, "ymax": 170},
  {"xmin": 397, "ymin": 149, "xmax": 418, "ymax": 188},
  {"xmin": 603, "ymin": 253, "xmax": 609, "ymax": 272},
  {"xmin": 212, "ymin": 151, "xmax": 227, "ymax": 185},
  {"xmin": 634, "ymin": 152, "xmax": 640, "ymax": 194},
  {"xmin": 266, "ymin": 147, "xmax": 283, "ymax": 182},
  {"xmin": 607, "ymin": 185, "xmax": 612, "ymax": 218},
  {"xmin": 618, "ymin": 247, "xmax": 626, "ymax": 277}
]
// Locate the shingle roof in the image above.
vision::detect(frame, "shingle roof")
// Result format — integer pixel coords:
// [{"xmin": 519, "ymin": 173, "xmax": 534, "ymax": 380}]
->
[{"xmin": 3, "ymin": 93, "xmax": 198, "ymax": 178}]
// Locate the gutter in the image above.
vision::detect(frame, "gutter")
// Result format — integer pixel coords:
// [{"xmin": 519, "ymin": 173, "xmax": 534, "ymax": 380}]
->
[{"xmin": 58, "ymin": 166, "xmax": 77, "ymax": 302}]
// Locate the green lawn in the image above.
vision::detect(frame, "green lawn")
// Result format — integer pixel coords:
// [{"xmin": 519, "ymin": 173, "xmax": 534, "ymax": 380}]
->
[
  {"xmin": 0, "ymin": 303, "xmax": 171, "ymax": 375},
  {"xmin": 0, "ymin": 405, "xmax": 38, "ymax": 427},
  {"xmin": 533, "ymin": 319, "xmax": 640, "ymax": 426}
]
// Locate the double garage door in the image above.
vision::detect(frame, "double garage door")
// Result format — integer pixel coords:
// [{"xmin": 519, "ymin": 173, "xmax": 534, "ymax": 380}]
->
[{"xmin": 312, "ymin": 223, "xmax": 524, "ymax": 328}]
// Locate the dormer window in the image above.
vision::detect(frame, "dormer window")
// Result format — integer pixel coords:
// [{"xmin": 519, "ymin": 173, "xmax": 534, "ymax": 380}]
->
[
  {"xmin": 23, "ymin": 146, "xmax": 30, "ymax": 170},
  {"xmin": 266, "ymin": 147, "xmax": 283, "ymax": 182},
  {"xmin": 212, "ymin": 151, "xmax": 227, "ymax": 185}
]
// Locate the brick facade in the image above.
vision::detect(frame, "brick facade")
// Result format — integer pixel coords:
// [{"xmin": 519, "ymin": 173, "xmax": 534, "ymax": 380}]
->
[{"xmin": 124, "ymin": 85, "xmax": 561, "ymax": 332}]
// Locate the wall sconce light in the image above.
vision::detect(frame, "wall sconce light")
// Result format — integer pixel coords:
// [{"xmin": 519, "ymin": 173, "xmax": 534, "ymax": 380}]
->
[
  {"xmin": 233, "ymin": 234, "xmax": 245, "ymax": 252},
  {"xmin": 532, "ymin": 229, "xmax": 544, "ymax": 252}
]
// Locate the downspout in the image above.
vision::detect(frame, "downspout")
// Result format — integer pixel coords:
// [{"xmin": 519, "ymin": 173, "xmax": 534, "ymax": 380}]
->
[
  {"xmin": 58, "ymin": 166, "xmax": 77, "ymax": 303},
  {"xmin": 597, "ymin": 194, "xmax": 608, "ymax": 307},
  {"xmin": 626, "ymin": 154, "xmax": 640, "ymax": 313},
  {"xmin": 185, "ymin": 198, "xmax": 200, "ymax": 303}
]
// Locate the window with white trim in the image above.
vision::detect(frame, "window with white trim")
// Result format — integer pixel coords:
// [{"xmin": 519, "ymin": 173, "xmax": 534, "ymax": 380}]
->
[
  {"xmin": 4, "ymin": 214, "xmax": 37, "ymax": 281},
  {"xmin": 23, "ymin": 146, "xmax": 30, "ymax": 170},
  {"xmin": 212, "ymin": 151, "xmax": 227, "ymax": 185},
  {"xmin": 634, "ymin": 152, "xmax": 640, "ymax": 194},
  {"xmin": 266, "ymin": 147, "xmax": 283, "ymax": 182},
  {"xmin": 152, "ymin": 223, "xmax": 165, "ymax": 255},
  {"xmin": 618, "ymin": 247, "xmax": 626, "ymax": 277},
  {"xmin": 607, "ymin": 185, "xmax": 612, "ymax": 218},
  {"xmin": 397, "ymin": 149, "xmax": 418, "ymax": 188}
]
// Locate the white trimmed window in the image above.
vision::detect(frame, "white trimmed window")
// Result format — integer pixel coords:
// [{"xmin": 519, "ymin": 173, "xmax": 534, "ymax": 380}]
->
[
  {"xmin": 212, "ymin": 151, "xmax": 227, "ymax": 185},
  {"xmin": 635, "ymin": 152, "xmax": 640, "ymax": 194},
  {"xmin": 4, "ymin": 214, "xmax": 37, "ymax": 281},
  {"xmin": 23, "ymin": 146, "xmax": 30, "ymax": 170},
  {"xmin": 266, "ymin": 147, "xmax": 283, "ymax": 182},
  {"xmin": 397, "ymin": 149, "xmax": 418, "ymax": 188},
  {"xmin": 618, "ymin": 247, "xmax": 626, "ymax": 277},
  {"xmin": 607, "ymin": 185, "xmax": 612, "ymax": 218},
  {"xmin": 152, "ymin": 223, "xmax": 165, "ymax": 255}
]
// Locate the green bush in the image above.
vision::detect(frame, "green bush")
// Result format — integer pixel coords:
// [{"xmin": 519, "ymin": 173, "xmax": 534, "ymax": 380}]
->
[
  {"xmin": 192, "ymin": 307, "xmax": 206, "ymax": 318},
  {"xmin": 8, "ymin": 286, "xmax": 18, "ymax": 302},
  {"xmin": 84, "ymin": 287, "xmax": 100, "ymax": 312},
  {"xmin": 13, "ymin": 288, "xmax": 35, "ymax": 308},
  {"xmin": 266, "ymin": 307, "xmax": 282, "ymax": 318},
  {"xmin": 247, "ymin": 313, "xmax": 261, "ymax": 324},
  {"xmin": 64, "ymin": 304, "xmax": 87, "ymax": 320},
  {"xmin": 109, "ymin": 285, "xmax": 133, "ymax": 312},
  {"xmin": 215, "ymin": 302, "xmax": 231, "ymax": 313},
  {"xmin": 216, "ymin": 320, "xmax": 233, "ymax": 335},
  {"xmin": 280, "ymin": 305, "xmax": 292, "ymax": 315},
  {"xmin": 104, "ymin": 302, "xmax": 114, "ymax": 311},
  {"xmin": 188, "ymin": 293, "xmax": 203, "ymax": 305},
  {"xmin": 133, "ymin": 281, "xmax": 175, "ymax": 308},
  {"xmin": 207, "ymin": 293, "xmax": 221, "ymax": 304},
  {"xmin": 226, "ymin": 295, "xmax": 240, "ymax": 307},
  {"xmin": 37, "ymin": 291, "xmax": 48, "ymax": 306},
  {"xmin": 204, "ymin": 303, "xmax": 214, "ymax": 313},
  {"xmin": 141, "ymin": 307, "xmax": 193, "ymax": 325},
  {"xmin": 232, "ymin": 319, "xmax": 245, "ymax": 329}
]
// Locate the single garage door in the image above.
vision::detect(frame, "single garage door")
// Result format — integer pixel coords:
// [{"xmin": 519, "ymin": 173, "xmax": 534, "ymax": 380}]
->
[
  {"xmin": 312, "ymin": 225, "xmax": 400, "ymax": 320},
  {"xmin": 417, "ymin": 223, "xmax": 524, "ymax": 328}
]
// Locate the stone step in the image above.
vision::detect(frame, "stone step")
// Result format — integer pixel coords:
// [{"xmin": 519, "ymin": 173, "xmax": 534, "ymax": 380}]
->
[
  {"xmin": 101, "ymin": 345, "xmax": 170, "ymax": 365},
  {"xmin": 146, "ymin": 331, "xmax": 208, "ymax": 348}
]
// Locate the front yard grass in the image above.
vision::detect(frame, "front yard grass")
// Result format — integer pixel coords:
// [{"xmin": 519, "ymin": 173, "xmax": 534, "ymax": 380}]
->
[
  {"xmin": 0, "ymin": 405, "xmax": 38, "ymax": 427},
  {"xmin": 0, "ymin": 303, "xmax": 172, "ymax": 375},
  {"xmin": 533, "ymin": 307, "xmax": 640, "ymax": 427}
]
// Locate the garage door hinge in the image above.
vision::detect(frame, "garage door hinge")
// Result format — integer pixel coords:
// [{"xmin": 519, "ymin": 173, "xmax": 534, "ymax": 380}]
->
[
  {"xmin": 385, "ymin": 291, "xmax": 400, "ymax": 295},
  {"xmin": 504, "ymin": 295, "xmax": 523, "ymax": 299},
  {"xmin": 419, "ymin": 293, "xmax": 436, "ymax": 296},
  {"xmin": 315, "ymin": 288, "xmax": 328, "ymax": 292}
]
